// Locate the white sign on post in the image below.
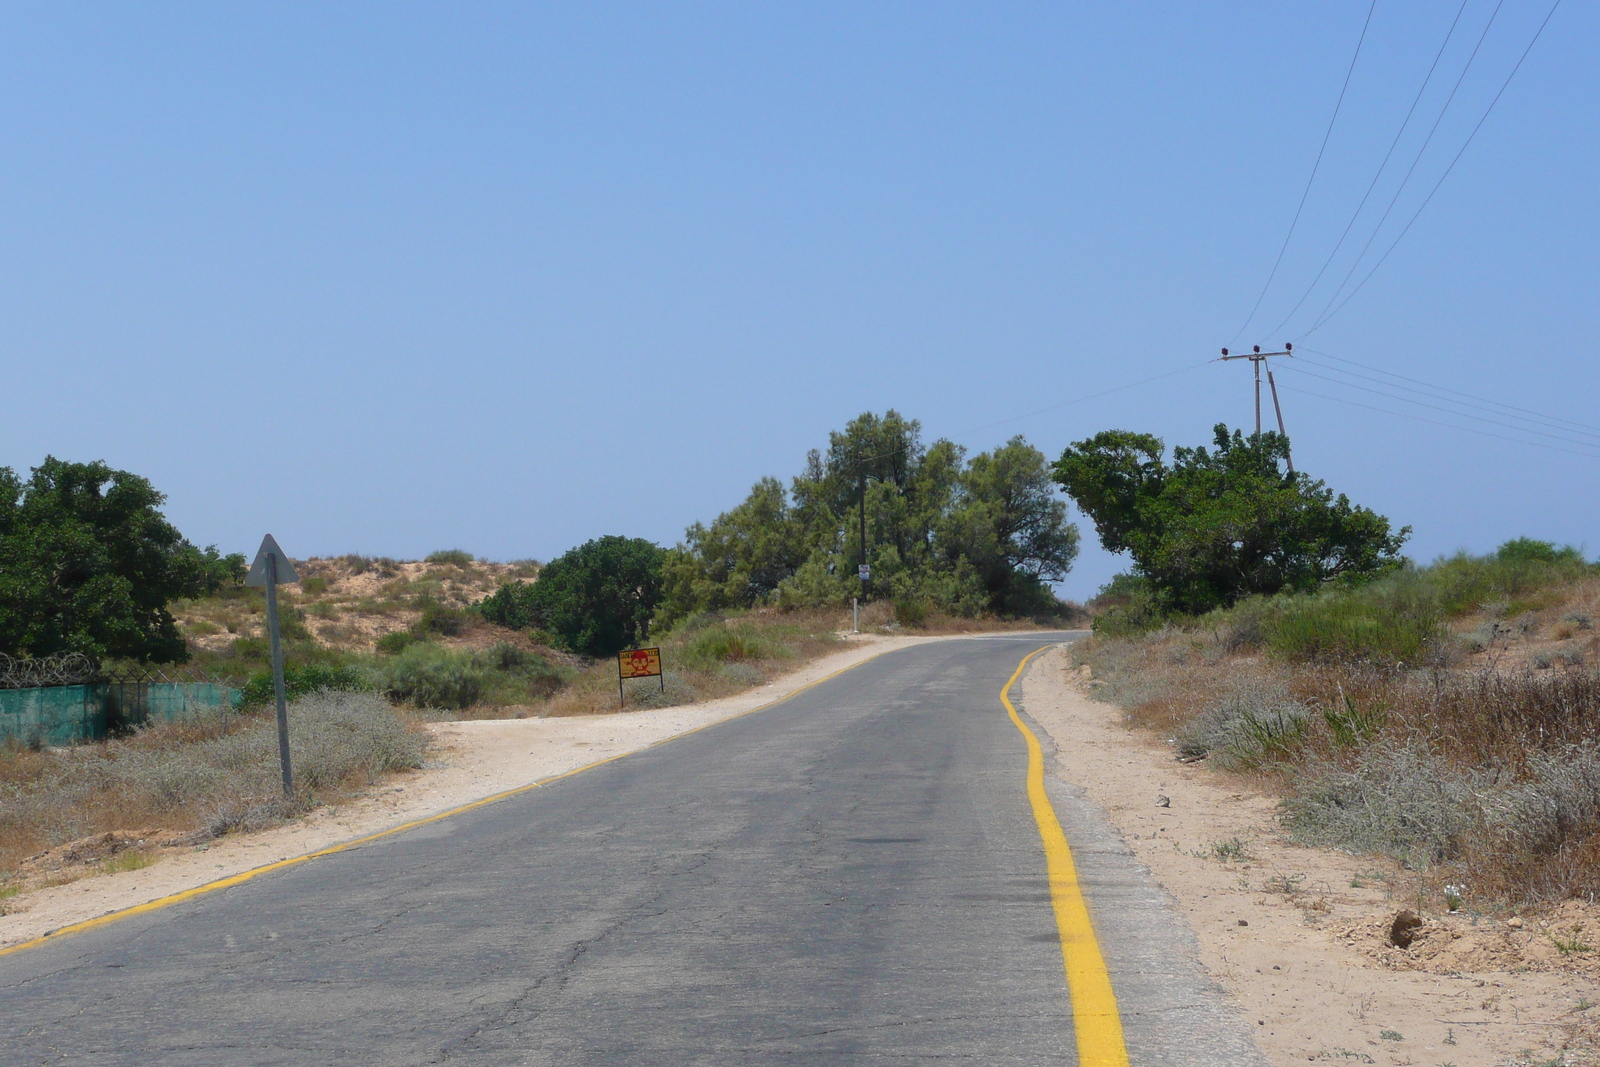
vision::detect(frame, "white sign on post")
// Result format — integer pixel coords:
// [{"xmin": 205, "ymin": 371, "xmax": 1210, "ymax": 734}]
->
[
  {"xmin": 247, "ymin": 534, "xmax": 298, "ymax": 795},
  {"xmin": 858, "ymin": 564, "xmax": 871, "ymax": 581}
]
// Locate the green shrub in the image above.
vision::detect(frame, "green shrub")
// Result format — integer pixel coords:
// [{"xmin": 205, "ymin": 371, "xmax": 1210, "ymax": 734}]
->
[
  {"xmin": 271, "ymin": 606, "xmax": 312, "ymax": 642},
  {"xmin": 893, "ymin": 597, "xmax": 931, "ymax": 628},
  {"xmin": 375, "ymin": 631, "xmax": 417, "ymax": 655},
  {"xmin": 425, "ymin": 549, "xmax": 474, "ymax": 566},
  {"xmin": 240, "ymin": 662, "xmax": 372, "ymax": 708},
  {"xmin": 229, "ymin": 636, "xmax": 271, "ymax": 660},
  {"xmin": 414, "ymin": 595, "xmax": 466, "ymax": 636},
  {"xmin": 377, "ymin": 645, "xmax": 485, "ymax": 709},
  {"xmin": 678, "ymin": 625, "xmax": 785, "ymax": 670},
  {"xmin": 476, "ymin": 580, "xmax": 541, "ymax": 631},
  {"xmin": 300, "ymin": 577, "xmax": 329, "ymax": 595},
  {"xmin": 1263, "ymin": 585, "xmax": 1442, "ymax": 665},
  {"xmin": 476, "ymin": 641, "xmax": 570, "ymax": 702}
]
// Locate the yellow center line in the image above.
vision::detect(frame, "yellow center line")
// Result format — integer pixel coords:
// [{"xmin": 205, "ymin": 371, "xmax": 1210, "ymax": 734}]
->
[{"xmin": 1003, "ymin": 646, "xmax": 1131, "ymax": 1067}]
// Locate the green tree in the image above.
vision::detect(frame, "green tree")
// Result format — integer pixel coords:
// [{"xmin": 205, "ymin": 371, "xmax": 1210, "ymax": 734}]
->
[
  {"xmin": 950, "ymin": 436, "xmax": 1080, "ymax": 613},
  {"xmin": 0, "ymin": 457, "xmax": 242, "ymax": 662},
  {"xmin": 483, "ymin": 536, "xmax": 664, "ymax": 657},
  {"xmin": 660, "ymin": 412, "xmax": 1080, "ymax": 622},
  {"xmin": 1053, "ymin": 425, "xmax": 1408, "ymax": 614},
  {"xmin": 658, "ymin": 477, "xmax": 809, "ymax": 625}
]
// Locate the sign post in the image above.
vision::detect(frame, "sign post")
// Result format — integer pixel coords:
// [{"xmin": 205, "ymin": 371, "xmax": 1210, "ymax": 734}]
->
[
  {"xmin": 245, "ymin": 534, "xmax": 299, "ymax": 795},
  {"xmin": 616, "ymin": 647, "xmax": 664, "ymax": 707}
]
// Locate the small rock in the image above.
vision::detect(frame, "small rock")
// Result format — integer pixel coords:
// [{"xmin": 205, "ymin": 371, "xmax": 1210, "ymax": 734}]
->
[
  {"xmin": 1237, "ymin": 919, "xmax": 1249, "ymax": 927},
  {"xmin": 1156, "ymin": 794, "xmax": 1170, "ymax": 807},
  {"xmin": 1507, "ymin": 916, "xmax": 1523, "ymax": 929},
  {"xmin": 1389, "ymin": 909, "xmax": 1424, "ymax": 949}
]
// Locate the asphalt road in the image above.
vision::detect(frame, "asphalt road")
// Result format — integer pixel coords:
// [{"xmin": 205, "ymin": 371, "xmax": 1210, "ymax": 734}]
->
[{"xmin": 0, "ymin": 635, "xmax": 1266, "ymax": 1065}]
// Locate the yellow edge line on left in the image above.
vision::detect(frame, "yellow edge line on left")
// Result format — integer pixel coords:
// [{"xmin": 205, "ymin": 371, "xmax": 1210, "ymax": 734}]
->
[{"xmin": 0, "ymin": 649, "xmax": 893, "ymax": 960}]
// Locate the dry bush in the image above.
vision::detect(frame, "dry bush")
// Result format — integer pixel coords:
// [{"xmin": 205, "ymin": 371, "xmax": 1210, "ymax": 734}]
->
[
  {"xmin": 0, "ymin": 691, "xmax": 425, "ymax": 876},
  {"xmin": 1082, "ymin": 611, "xmax": 1600, "ymax": 905},
  {"xmin": 531, "ymin": 610, "xmax": 843, "ymax": 719}
]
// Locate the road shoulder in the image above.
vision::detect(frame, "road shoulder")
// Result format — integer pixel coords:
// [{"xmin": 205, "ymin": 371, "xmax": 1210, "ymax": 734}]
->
[{"xmin": 1022, "ymin": 644, "xmax": 1598, "ymax": 1067}]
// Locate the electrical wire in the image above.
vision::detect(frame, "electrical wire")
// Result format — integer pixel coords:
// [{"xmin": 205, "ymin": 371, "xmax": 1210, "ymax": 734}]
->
[
  {"xmin": 1300, "ymin": 346, "xmax": 1600, "ymax": 435},
  {"xmin": 1292, "ymin": 354, "xmax": 1600, "ymax": 441},
  {"xmin": 1228, "ymin": 0, "xmax": 1377, "ymax": 346},
  {"xmin": 1276, "ymin": 362, "xmax": 1600, "ymax": 450},
  {"xmin": 1260, "ymin": 0, "xmax": 1470, "ymax": 341},
  {"xmin": 1276, "ymin": 383, "xmax": 1600, "ymax": 459},
  {"xmin": 1304, "ymin": 0, "xmax": 1561, "ymax": 335}
]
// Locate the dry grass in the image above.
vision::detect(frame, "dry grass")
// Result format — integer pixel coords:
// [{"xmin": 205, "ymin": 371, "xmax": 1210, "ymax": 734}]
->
[
  {"xmin": 0, "ymin": 691, "xmax": 426, "ymax": 882},
  {"xmin": 1076, "ymin": 593, "xmax": 1600, "ymax": 908},
  {"xmin": 527, "ymin": 608, "xmax": 848, "ymax": 719}
]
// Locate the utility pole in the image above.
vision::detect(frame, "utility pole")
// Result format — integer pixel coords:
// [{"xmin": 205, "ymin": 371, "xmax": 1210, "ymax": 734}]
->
[
  {"xmin": 1219, "ymin": 343, "xmax": 1295, "ymax": 473},
  {"xmin": 858, "ymin": 465, "xmax": 870, "ymax": 599}
]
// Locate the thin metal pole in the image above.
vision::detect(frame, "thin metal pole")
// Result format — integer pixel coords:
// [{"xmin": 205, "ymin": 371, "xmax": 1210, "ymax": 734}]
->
[
  {"xmin": 858, "ymin": 467, "xmax": 868, "ymax": 600},
  {"xmin": 1266, "ymin": 367, "xmax": 1294, "ymax": 473},
  {"xmin": 265, "ymin": 553, "xmax": 293, "ymax": 796}
]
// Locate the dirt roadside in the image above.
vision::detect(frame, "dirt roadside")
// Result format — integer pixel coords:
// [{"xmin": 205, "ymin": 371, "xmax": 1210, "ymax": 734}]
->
[
  {"xmin": 1023, "ymin": 643, "xmax": 1600, "ymax": 1067},
  {"xmin": 0, "ymin": 633, "xmax": 953, "ymax": 951}
]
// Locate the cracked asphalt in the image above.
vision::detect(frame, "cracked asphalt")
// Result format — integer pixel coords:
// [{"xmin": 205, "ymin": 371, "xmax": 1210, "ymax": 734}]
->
[{"xmin": 0, "ymin": 634, "xmax": 1266, "ymax": 1065}]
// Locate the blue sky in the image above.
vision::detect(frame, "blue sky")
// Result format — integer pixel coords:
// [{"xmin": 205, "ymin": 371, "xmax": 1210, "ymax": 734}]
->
[{"xmin": 2, "ymin": 2, "xmax": 1593, "ymax": 601}]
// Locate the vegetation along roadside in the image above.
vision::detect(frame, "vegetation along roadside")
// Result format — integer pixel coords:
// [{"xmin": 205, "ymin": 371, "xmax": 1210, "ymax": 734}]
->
[
  {"xmin": 2, "ymin": 412, "xmax": 1080, "ymax": 897},
  {"xmin": 1048, "ymin": 422, "xmax": 1600, "ymax": 908}
]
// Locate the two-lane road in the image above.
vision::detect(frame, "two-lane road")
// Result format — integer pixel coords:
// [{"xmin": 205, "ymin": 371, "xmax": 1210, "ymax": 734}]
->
[{"xmin": 0, "ymin": 635, "xmax": 1265, "ymax": 1065}]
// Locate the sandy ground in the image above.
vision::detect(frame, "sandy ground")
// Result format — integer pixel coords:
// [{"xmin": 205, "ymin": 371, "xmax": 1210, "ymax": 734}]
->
[
  {"xmin": 0, "ymin": 633, "xmax": 943, "ymax": 950},
  {"xmin": 1023, "ymin": 644, "xmax": 1600, "ymax": 1067}
]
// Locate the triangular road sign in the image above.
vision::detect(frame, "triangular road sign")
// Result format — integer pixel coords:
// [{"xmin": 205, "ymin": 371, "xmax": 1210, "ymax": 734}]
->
[{"xmin": 245, "ymin": 534, "xmax": 300, "ymax": 587}]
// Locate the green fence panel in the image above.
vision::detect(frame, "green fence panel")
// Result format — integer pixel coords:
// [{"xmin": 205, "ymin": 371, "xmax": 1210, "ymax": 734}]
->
[
  {"xmin": 0, "ymin": 684, "xmax": 108, "ymax": 747},
  {"xmin": 142, "ymin": 682, "xmax": 241, "ymax": 722},
  {"xmin": 0, "ymin": 682, "xmax": 242, "ymax": 746}
]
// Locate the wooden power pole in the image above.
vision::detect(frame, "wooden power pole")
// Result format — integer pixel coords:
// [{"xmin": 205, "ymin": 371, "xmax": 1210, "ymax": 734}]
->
[{"xmin": 1219, "ymin": 343, "xmax": 1295, "ymax": 473}]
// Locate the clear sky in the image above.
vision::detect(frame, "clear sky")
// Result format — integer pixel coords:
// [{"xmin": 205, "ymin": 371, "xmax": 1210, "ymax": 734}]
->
[{"xmin": 3, "ymin": 2, "xmax": 1593, "ymax": 601}]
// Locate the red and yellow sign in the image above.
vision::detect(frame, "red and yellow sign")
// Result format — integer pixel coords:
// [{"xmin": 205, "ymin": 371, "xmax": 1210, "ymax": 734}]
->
[{"xmin": 617, "ymin": 647, "xmax": 663, "ymax": 680}]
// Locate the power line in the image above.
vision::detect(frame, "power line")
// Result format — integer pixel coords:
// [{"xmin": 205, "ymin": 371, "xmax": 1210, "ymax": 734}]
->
[
  {"xmin": 1276, "ymin": 362, "xmax": 1600, "ymax": 450},
  {"xmin": 1228, "ymin": 0, "xmax": 1377, "ymax": 346},
  {"xmin": 1305, "ymin": 0, "xmax": 1561, "ymax": 335},
  {"xmin": 1292, "ymin": 354, "xmax": 1600, "ymax": 441},
  {"xmin": 1277, "ymin": 383, "xmax": 1600, "ymax": 459},
  {"xmin": 1293, "ymin": 0, "xmax": 1505, "ymax": 339},
  {"xmin": 1301, "ymin": 346, "xmax": 1600, "ymax": 435},
  {"xmin": 1261, "ymin": 0, "xmax": 1470, "ymax": 341}
]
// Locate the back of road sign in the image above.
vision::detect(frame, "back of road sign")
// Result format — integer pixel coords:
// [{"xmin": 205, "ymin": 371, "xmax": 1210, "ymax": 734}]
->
[{"xmin": 245, "ymin": 534, "xmax": 300, "ymax": 587}]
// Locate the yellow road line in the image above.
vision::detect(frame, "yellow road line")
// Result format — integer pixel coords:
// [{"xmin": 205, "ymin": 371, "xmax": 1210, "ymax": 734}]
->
[
  {"xmin": 0, "ymin": 648, "xmax": 896, "ymax": 961},
  {"xmin": 1003, "ymin": 647, "xmax": 1131, "ymax": 1067}
]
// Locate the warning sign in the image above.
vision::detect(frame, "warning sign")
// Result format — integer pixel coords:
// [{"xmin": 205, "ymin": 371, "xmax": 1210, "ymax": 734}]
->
[{"xmin": 617, "ymin": 647, "xmax": 663, "ymax": 680}]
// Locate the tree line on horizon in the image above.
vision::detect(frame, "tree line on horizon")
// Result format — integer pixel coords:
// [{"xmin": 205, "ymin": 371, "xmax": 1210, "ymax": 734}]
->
[{"xmin": 0, "ymin": 414, "xmax": 1420, "ymax": 665}]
